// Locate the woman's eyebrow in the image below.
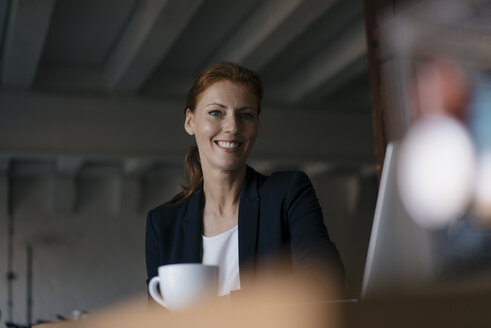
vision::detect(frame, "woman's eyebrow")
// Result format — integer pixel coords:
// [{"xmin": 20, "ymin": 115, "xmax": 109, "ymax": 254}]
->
[
  {"xmin": 237, "ymin": 106, "xmax": 256, "ymax": 111},
  {"xmin": 206, "ymin": 102, "xmax": 226, "ymax": 108}
]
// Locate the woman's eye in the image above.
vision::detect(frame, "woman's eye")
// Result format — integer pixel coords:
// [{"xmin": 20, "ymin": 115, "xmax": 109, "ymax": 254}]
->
[
  {"xmin": 239, "ymin": 112, "xmax": 254, "ymax": 120},
  {"xmin": 208, "ymin": 110, "xmax": 222, "ymax": 117}
]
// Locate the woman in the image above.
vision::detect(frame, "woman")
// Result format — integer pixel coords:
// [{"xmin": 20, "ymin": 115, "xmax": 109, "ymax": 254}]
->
[{"xmin": 146, "ymin": 62, "xmax": 344, "ymax": 296}]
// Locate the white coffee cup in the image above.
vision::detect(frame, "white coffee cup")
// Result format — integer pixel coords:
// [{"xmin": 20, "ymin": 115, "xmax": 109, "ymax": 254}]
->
[{"xmin": 148, "ymin": 263, "xmax": 218, "ymax": 311}]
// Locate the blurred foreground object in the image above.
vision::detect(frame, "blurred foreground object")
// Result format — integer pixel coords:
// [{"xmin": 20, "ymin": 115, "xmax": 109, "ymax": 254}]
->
[
  {"xmin": 33, "ymin": 269, "xmax": 340, "ymax": 328},
  {"xmin": 360, "ymin": 0, "xmax": 491, "ymax": 298},
  {"xmin": 468, "ymin": 76, "xmax": 491, "ymax": 224},
  {"xmin": 473, "ymin": 153, "xmax": 491, "ymax": 223},
  {"xmin": 398, "ymin": 115, "xmax": 476, "ymax": 229},
  {"xmin": 33, "ymin": 270, "xmax": 491, "ymax": 328},
  {"xmin": 412, "ymin": 57, "xmax": 470, "ymax": 120},
  {"xmin": 380, "ymin": 0, "xmax": 491, "ymax": 229}
]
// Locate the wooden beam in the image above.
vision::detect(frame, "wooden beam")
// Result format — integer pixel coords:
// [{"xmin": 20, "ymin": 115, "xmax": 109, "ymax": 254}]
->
[
  {"xmin": 1, "ymin": 0, "xmax": 55, "ymax": 89},
  {"xmin": 104, "ymin": 0, "xmax": 204, "ymax": 92}
]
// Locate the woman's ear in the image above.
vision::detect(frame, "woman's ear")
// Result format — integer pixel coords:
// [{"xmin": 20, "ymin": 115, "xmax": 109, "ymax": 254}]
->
[{"xmin": 184, "ymin": 108, "xmax": 195, "ymax": 136}]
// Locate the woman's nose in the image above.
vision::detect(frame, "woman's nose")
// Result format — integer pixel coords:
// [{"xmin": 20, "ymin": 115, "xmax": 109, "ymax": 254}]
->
[{"xmin": 224, "ymin": 115, "xmax": 239, "ymax": 133}]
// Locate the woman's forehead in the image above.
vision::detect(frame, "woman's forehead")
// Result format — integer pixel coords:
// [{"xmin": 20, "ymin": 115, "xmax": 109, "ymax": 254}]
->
[{"xmin": 197, "ymin": 81, "xmax": 257, "ymax": 106}]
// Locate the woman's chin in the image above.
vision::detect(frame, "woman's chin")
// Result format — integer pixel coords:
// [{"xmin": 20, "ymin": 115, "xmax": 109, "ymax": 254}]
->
[{"xmin": 215, "ymin": 161, "xmax": 247, "ymax": 173}]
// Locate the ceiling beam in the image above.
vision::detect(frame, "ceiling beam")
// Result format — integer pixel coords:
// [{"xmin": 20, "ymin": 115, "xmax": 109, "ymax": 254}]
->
[
  {"xmin": 276, "ymin": 19, "xmax": 367, "ymax": 103},
  {"xmin": 34, "ymin": 66, "xmax": 103, "ymax": 94},
  {"xmin": 0, "ymin": 91, "xmax": 374, "ymax": 163},
  {"xmin": 1, "ymin": 0, "xmax": 55, "ymax": 89},
  {"xmin": 103, "ymin": 0, "xmax": 204, "ymax": 93},
  {"xmin": 208, "ymin": 0, "xmax": 337, "ymax": 70},
  {"xmin": 306, "ymin": 55, "xmax": 368, "ymax": 102},
  {"xmin": 207, "ymin": 0, "xmax": 304, "ymax": 67}
]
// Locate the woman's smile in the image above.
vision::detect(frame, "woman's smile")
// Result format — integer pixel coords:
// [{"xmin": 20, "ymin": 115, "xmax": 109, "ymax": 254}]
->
[{"xmin": 214, "ymin": 140, "xmax": 243, "ymax": 151}]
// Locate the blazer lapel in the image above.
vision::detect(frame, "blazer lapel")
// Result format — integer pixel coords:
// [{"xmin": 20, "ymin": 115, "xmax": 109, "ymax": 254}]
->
[
  {"xmin": 238, "ymin": 166, "xmax": 261, "ymax": 287},
  {"xmin": 175, "ymin": 186, "xmax": 204, "ymax": 263},
  {"xmin": 173, "ymin": 167, "xmax": 261, "ymax": 288}
]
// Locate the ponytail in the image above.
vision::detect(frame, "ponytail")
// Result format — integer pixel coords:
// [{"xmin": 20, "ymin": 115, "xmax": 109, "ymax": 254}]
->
[{"xmin": 167, "ymin": 144, "xmax": 202, "ymax": 206}]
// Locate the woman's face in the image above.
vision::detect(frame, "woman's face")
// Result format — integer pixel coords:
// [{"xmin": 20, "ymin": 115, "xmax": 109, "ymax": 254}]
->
[{"xmin": 185, "ymin": 80, "xmax": 259, "ymax": 173}]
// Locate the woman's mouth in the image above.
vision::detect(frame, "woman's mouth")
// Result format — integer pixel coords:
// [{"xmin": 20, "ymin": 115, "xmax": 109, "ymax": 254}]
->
[{"xmin": 215, "ymin": 140, "xmax": 242, "ymax": 150}]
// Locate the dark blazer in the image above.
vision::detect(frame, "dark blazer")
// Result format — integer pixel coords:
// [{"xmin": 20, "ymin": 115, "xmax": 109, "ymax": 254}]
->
[{"xmin": 145, "ymin": 166, "xmax": 344, "ymax": 290}]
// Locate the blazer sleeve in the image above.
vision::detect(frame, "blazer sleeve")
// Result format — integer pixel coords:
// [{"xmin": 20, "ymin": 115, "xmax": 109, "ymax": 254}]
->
[
  {"xmin": 285, "ymin": 171, "xmax": 345, "ymax": 286},
  {"xmin": 145, "ymin": 209, "xmax": 160, "ymax": 285}
]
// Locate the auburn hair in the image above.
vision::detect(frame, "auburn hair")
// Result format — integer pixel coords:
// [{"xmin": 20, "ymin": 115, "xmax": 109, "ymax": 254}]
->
[{"xmin": 168, "ymin": 62, "xmax": 263, "ymax": 205}]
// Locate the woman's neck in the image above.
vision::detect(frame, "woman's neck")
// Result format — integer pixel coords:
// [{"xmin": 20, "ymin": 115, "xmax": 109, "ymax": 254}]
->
[{"xmin": 201, "ymin": 165, "xmax": 246, "ymax": 216}]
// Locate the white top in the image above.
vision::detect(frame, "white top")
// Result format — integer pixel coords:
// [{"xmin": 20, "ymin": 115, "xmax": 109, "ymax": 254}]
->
[{"xmin": 202, "ymin": 225, "xmax": 240, "ymax": 296}]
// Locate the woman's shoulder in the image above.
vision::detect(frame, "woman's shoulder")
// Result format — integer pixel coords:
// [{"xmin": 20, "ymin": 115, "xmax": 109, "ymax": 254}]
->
[
  {"xmin": 147, "ymin": 202, "xmax": 177, "ymax": 216},
  {"xmin": 250, "ymin": 169, "xmax": 317, "ymax": 210},
  {"xmin": 253, "ymin": 168, "xmax": 313, "ymax": 195},
  {"xmin": 258, "ymin": 169, "xmax": 312, "ymax": 188},
  {"xmin": 146, "ymin": 198, "xmax": 188, "ymax": 227}
]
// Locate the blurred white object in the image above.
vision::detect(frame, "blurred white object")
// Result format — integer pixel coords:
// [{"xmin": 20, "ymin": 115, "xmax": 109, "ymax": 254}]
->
[
  {"xmin": 398, "ymin": 115, "xmax": 476, "ymax": 229},
  {"xmin": 473, "ymin": 152, "xmax": 491, "ymax": 223}
]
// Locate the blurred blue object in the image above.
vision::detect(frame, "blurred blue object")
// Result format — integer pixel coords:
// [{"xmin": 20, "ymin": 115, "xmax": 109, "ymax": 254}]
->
[{"xmin": 468, "ymin": 75, "xmax": 491, "ymax": 151}]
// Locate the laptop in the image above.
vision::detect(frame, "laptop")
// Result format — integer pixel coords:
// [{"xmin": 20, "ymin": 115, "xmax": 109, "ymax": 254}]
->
[{"xmin": 361, "ymin": 142, "xmax": 436, "ymax": 298}]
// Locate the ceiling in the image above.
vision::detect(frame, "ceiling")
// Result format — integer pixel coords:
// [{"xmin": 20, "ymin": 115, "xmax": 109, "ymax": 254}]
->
[
  {"xmin": 0, "ymin": 0, "xmax": 374, "ymax": 176},
  {"xmin": 2, "ymin": 0, "xmax": 369, "ymax": 108}
]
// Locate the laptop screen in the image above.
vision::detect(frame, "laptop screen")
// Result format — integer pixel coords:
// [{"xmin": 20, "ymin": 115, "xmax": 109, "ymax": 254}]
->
[{"xmin": 362, "ymin": 142, "xmax": 491, "ymax": 298}]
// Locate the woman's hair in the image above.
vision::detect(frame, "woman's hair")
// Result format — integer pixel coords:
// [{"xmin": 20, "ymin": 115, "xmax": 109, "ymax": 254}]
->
[{"xmin": 168, "ymin": 61, "xmax": 263, "ymax": 206}]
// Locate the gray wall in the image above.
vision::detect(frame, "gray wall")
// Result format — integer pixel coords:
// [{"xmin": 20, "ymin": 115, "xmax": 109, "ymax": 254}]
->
[{"xmin": 311, "ymin": 169, "xmax": 377, "ymax": 297}]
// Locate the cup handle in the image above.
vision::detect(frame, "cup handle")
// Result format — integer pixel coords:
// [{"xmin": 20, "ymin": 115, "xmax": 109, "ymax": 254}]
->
[{"xmin": 148, "ymin": 276, "xmax": 168, "ymax": 308}]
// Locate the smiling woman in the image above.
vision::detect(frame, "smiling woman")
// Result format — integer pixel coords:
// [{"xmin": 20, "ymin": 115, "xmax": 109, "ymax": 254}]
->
[
  {"xmin": 184, "ymin": 80, "xmax": 259, "ymax": 175},
  {"xmin": 145, "ymin": 62, "xmax": 345, "ymax": 299}
]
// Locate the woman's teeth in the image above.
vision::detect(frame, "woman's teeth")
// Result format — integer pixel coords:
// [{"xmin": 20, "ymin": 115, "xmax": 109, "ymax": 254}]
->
[{"xmin": 217, "ymin": 141, "xmax": 240, "ymax": 149}]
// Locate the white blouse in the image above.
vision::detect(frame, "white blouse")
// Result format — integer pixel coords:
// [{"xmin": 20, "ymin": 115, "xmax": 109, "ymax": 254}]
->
[{"xmin": 202, "ymin": 225, "xmax": 240, "ymax": 296}]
